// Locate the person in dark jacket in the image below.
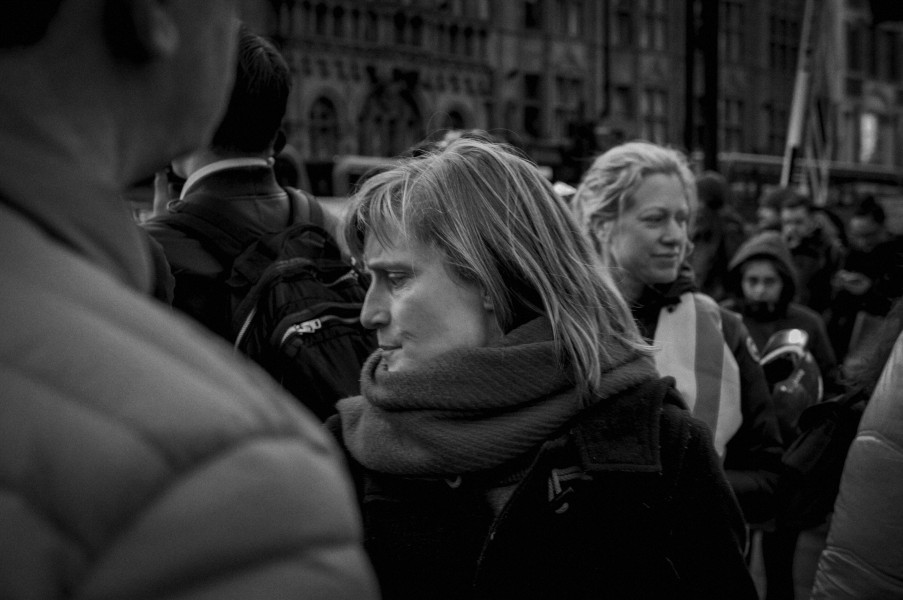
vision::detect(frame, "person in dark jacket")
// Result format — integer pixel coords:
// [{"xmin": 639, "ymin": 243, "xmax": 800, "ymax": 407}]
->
[
  {"xmin": 688, "ymin": 170, "xmax": 749, "ymax": 302},
  {"xmin": 329, "ymin": 137, "xmax": 757, "ymax": 599},
  {"xmin": 723, "ymin": 230, "xmax": 841, "ymax": 600},
  {"xmin": 724, "ymin": 230, "xmax": 840, "ymax": 398},
  {"xmin": 145, "ymin": 26, "xmax": 338, "ymax": 340},
  {"xmin": 571, "ymin": 141, "xmax": 784, "ymax": 528},
  {"xmin": 826, "ymin": 195, "xmax": 903, "ymax": 366},
  {"xmin": 780, "ymin": 191, "xmax": 845, "ymax": 317}
]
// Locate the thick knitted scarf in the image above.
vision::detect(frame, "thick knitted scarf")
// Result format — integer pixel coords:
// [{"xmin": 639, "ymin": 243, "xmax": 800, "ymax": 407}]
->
[{"xmin": 337, "ymin": 318, "xmax": 657, "ymax": 476}]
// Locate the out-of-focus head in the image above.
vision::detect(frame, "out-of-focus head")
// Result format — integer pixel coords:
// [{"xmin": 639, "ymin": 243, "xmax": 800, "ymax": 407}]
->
[
  {"xmin": 570, "ymin": 141, "xmax": 696, "ymax": 295},
  {"xmin": 779, "ymin": 190, "xmax": 815, "ymax": 249},
  {"xmin": 0, "ymin": 0, "xmax": 241, "ymax": 184},
  {"xmin": 345, "ymin": 136, "xmax": 647, "ymax": 393},
  {"xmin": 695, "ymin": 170, "xmax": 730, "ymax": 211},
  {"xmin": 209, "ymin": 26, "xmax": 290, "ymax": 155},
  {"xmin": 757, "ymin": 187, "xmax": 794, "ymax": 232},
  {"xmin": 848, "ymin": 196, "xmax": 888, "ymax": 252}
]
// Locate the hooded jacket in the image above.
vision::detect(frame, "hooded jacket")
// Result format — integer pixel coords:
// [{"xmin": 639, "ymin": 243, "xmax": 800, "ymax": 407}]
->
[{"xmin": 725, "ymin": 230, "xmax": 839, "ymax": 395}]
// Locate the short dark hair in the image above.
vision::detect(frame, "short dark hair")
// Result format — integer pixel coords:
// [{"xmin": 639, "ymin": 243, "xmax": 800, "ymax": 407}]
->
[
  {"xmin": 779, "ymin": 189, "xmax": 812, "ymax": 212},
  {"xmin": 759, "ymin": 186, "xmax": 797, "ymax": 211},
  {"xmin": 853, "ymin": 195, "xmax": 886, "ymax": 225},
  {"xmin": 0, "ymin": 0, "xmax": 64, "ymax": 48},
  {"xmin": 696, "ymin": 170, "xmax": 730, "ymax": 210},
  {"xmin": 210, "ymin": 27, "xmax": 291, "ymax": 154}
]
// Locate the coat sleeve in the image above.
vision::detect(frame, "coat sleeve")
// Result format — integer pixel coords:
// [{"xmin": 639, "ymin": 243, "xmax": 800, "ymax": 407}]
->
[
  {"xmin": 662, "ymin": 404, "xmax": 759, "ymax": 600},
  {"xmin": 811, "ymin": 331, "xmax": 903, "ymax": 599},
  {"xmin": 720, "ymin": 308, "xmax": 785, "ymax": 525},
  {"xmin": 74, "ymin": 437, "xmax": 379, "ymax": 600}
]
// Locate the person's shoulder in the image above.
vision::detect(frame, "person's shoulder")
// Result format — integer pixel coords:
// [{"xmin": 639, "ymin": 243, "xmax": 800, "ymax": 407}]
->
[{"xmin": 786, "ymin": 302, "xmax": 826, "ymax": 325}]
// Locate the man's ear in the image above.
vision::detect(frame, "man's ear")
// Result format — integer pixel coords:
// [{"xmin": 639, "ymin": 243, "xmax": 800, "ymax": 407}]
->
[{"xmin": 103, "ymin": 0, "xmax": 178, "ymax": 63}]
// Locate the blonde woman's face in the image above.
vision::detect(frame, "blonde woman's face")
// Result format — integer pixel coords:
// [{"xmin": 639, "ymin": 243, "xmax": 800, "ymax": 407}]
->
[
  {"xmin": 359, "ymin": 231, "xmax": 502, "ymax": 372},
  {"xmin": 603, "ymin": 173, "xmax": 690, "ymax": 289}
]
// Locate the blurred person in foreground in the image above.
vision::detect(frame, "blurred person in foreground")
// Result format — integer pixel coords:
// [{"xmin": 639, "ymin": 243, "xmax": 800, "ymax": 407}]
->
[
  {"xmin": 328, "ymin": 136, "xmax": 756, "ymax": 599},
  {"xmin": 810, "ymin": 297, "xmax": 903, "ymax": 599},
  {"xmin": 0, "ymin": 1, "xmax": 376, "ymax": 598},
  {"xmin": 571, "ymin": 141, "xmax": 783, "ymax": 530}
]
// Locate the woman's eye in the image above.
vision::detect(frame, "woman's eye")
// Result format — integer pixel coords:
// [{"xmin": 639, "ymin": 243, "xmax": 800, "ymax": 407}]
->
[{"xmin": 386, "ymin": 273, "xmax": 408, "ymax": 288}]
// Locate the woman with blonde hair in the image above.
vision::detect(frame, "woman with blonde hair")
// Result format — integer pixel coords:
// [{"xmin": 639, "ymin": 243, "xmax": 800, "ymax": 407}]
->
[
  {"xmin": 328, "ymin": 136, "xmax": 756, "ymax": 599},
  {"xmin": 571, "ymin": 140, "xmax": 783, "ymax": 530}
]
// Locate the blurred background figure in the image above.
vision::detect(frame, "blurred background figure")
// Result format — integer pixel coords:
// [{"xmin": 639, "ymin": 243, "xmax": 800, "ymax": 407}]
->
[
  {"xmin": 724, "ymin": 230, "xmax": 839, "ymax": 400},
  {"xmin": 689, "ymin": 170, "xmax": 749, "ymax": 302},
  {"xmin": 757, "ymin": 188, "xmax": 790, "ymax": 234},
  {"xmin": 779, "ymin": 190, "xmax": 845, "ymax": 317},
  {"xmin": 827, "ymin": 195, "xmax": 903, "ymax": 369}
]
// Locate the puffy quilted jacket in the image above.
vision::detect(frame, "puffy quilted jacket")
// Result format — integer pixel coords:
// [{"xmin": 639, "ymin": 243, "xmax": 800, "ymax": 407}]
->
[
  {"xmin": 0, "ymin": 196, "xmax": 378, "ymax": 599},
  {"xmin": 810, "ymin": 331, "xmax": 903, "ymax": 599}
]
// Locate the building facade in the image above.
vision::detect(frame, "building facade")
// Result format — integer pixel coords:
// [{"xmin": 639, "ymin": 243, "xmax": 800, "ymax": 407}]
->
[{"xmin": 251, "ymin": 0, "xmax": 903, "ymax": 203}]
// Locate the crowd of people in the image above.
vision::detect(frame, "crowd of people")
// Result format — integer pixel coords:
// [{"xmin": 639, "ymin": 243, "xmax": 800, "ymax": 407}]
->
[{"xmin": 3, "ymin": 3, "xmax": 903, "ymax": 599}]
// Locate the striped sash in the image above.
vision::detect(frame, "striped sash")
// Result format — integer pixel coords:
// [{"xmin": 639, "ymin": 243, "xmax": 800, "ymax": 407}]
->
[{"xmin": 652, "ymin": 292, "xmax": 743, "ymax": 458}]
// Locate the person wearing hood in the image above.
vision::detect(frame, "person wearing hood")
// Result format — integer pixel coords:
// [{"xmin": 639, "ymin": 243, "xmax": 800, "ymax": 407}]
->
[
  {"xmin": 571, "ymin": 141, "xmax": 784, "ymax": 531},
  {"xmin": 724, "ymin": 230, "xmax": 839, "ymax": 397}
]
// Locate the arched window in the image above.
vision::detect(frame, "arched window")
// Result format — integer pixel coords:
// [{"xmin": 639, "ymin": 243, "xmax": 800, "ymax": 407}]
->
[
  {"xmin": 358, "ymin": 88, "xmax": 422, "ymax": 156},
  {"xmin": 333, "ymin": 6, "xmax": 345, "ymax": 38},
  {"xmin": 309, "ymin": 97, "xmax": 340, "ymax": 160},
  {"xmin": 314, "ymin": 3, "xmax": 328, "ymax": 36},
  {"xmin": 394, "ymin": 12, "xmax": 407, "ymax": 45},
  {"xmin": 411, "ymin": 17, "xmax": 424, "ymax": 46},
  {"xmin": 365, "ymin": 11, "xmax": 379, "ymax": 43}
]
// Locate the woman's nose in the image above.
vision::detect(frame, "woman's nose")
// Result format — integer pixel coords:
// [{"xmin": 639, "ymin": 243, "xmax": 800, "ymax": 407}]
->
[
  {"xmin": 662, "ymin": 218, "xmax": 686, "ymax": 244},
  {"xmin": 359, "ymin": 283, "xmax": 388, "ymax": 330}
]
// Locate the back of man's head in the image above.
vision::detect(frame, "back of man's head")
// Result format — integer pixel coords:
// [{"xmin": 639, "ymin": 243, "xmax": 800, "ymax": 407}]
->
[{"xmin": 210, "ymin": 27, "xmax": 290, "ymax": 155}]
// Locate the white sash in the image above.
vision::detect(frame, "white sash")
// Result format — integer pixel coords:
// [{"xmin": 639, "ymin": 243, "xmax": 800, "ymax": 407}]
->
[{"xmin": 653, "ymin": 292, "xmax": 743, "ymax": 458}]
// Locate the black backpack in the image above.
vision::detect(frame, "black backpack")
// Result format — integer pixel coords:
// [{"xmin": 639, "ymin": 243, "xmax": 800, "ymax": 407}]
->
[
  {"xmin": 775, "ymin": 387, "xmax": 867, "ymax": 530},
  {"xmin": 167, "ymin": 188, "xmax": 376, "ymax": 420}
]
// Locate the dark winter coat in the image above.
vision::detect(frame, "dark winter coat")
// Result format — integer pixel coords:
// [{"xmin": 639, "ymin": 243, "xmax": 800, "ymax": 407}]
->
[
  {"xmin": 724, "ymin": 230, "xmax": 840, "ymax": 394},
  {"xmin": 329, "ymin": 377, "xmax": 757, "ymax": 600},
  {"xmin": 631, "ymin": 272, "xmax": 784, "ymax": 525}
]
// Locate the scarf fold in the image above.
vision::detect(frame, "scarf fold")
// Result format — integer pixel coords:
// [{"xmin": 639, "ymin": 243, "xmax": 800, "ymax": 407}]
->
[{"xmin": 337, "ymin": 318, "xmax": 656, "ymax": 476}]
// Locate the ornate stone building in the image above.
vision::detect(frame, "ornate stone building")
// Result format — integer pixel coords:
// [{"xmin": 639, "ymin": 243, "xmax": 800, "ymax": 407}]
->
[{"xmin": 245, "ymin": 0, "xmax": 902, "ymax": 202}]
